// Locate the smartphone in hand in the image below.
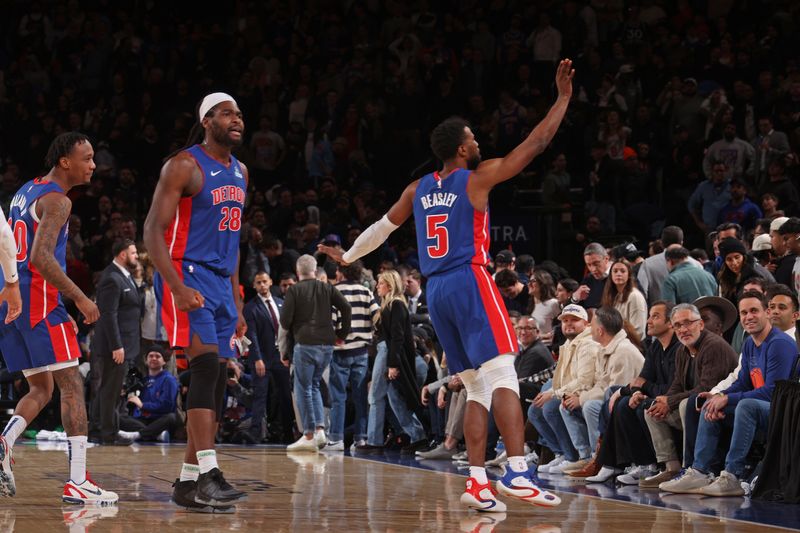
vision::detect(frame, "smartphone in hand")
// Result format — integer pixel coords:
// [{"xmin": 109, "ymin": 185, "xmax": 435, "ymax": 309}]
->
[{"xmin": 695, "ymin": 395, "xmax": 707, "ymax": 410}]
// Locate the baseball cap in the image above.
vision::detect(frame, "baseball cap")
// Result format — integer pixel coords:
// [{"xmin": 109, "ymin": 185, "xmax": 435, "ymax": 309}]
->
[
  {"xmin": 683, "ymin": 77, "xmax": 698, "ymax": 87},
  {"xmin": 322, "ymin": 233, "xmax": 342, "ymax": 245},
  {"xmin": 770, "ymin": 216, "xmax": 789, "ymax": 233},
  {"xmin": 558, "ymin": 304, "xmax": 588, "ymax": 322},
  {"xmin": 752, "ymin": 234, "xmax": 772, "ymax": 251},
  {"xmin": 495, "ymin": 250, "xmax": 516, "ymax": 264},
  {"xmin": 622, "ymin": 146, "xmax": 638, "ymax": 160}
]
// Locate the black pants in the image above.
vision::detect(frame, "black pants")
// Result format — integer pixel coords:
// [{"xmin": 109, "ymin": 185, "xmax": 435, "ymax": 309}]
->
[
  {"xmin": 598, "ymin": 395, "xmax": 657, "ymax": 468},
  {"xmin": 90, "ymin": 356, "xmax": 129, "ymax": 440},
  {"xmin": 265, "ymin": 360, "xmax": 295, "ymax": 441},
  {"xmin": 119, "ymin": 412, "xmax": 181, "ymax": 440}
]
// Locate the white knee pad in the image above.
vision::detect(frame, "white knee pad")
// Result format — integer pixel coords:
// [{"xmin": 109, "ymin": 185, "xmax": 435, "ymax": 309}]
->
[
  {"xmin": 481, "ymin": 354, "xmax": 520, "ymax": 397},
  {"xmin": 459, "ymin": 369, "xmax": 492, "ymax": 411}
]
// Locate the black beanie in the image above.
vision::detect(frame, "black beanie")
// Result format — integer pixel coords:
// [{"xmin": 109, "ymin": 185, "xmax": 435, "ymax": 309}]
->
[{"xmin": 718, "ymin": 237, "xmax": 747, "ymax": 259}]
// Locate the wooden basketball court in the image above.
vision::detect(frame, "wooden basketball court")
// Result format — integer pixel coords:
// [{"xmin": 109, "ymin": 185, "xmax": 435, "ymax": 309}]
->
[{"xmin": 3, "ymin": 442, "xmax": 797, "ymax": 532}]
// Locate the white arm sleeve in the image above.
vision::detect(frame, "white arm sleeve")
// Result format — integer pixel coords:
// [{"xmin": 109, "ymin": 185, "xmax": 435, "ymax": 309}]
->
[
  {"xmin": 0, "ymin": 207, "xmax": 17, "ymax": 284},
  {"xmin": 341, "ymin": 214, "xmax": 399, "ymax": 264}
]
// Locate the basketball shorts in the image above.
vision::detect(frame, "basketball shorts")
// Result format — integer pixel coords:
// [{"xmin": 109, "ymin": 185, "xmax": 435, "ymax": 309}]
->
[
  {"xmin": 0, "ymin": 302, "xmax": 81, "ymax": 374},
  {"xmin": 426, "ymin": 263, "xmax": 518, "ymax": 374},
  {"xmin": 155, "ymin": 260, "xmax": 238, "ymax": 358}
]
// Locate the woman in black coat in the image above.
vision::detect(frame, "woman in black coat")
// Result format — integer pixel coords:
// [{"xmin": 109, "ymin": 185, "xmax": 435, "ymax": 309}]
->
[{"xmin": 377, "ymin": 270, "xmax": 428, "ymax": 454}]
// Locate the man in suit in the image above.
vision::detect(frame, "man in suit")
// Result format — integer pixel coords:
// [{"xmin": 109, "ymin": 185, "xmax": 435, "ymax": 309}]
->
[
  {"xmin": 243, "ymin": 271, "xmax": 293, "ymax": 443},
  {"xmin": 404, "ymin": 268, "xmax": 431, "ymax": 327},
  {"xmin": 90, "ymin": 239, "xmax": 142, "ymax": 445}
]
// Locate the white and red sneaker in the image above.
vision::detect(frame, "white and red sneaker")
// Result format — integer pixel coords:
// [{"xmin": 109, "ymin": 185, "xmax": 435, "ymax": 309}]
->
[
  {"xmin": 460, "ymin": 477, "xmax": 507, "ymax": 513},
  {"xmin": 496, "ymin": 469, "xmax": 561, "ymax": 507},
  {"xmin": 0, "ymin": 436, "xmax": 14, "ymax": 497},
  {"xmin": 63, "ymin": 474, "xmax": 118, "ymax": 505}
]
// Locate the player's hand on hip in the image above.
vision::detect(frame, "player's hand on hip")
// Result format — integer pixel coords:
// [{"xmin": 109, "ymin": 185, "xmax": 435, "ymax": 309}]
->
[
  {"xmin": 173, "ymin": 285, "xmax": 204, "ymax": 312},
  {"xmin": 555, "ymin": 58, "xmax": 575, "ymax": 99},
  {"xmin": 112, "ymin": 348, "xmax": 125, "ymax": 364},
  {"xmin": 316, "ymin": 244, "xmax": 349, "ymax": 265},
  {"xmin": 0, "ymin": 282, "xmax": 21, "ymax": 324},
  {"xmin": 77, "ymin": 296, "xmax": 100, "ymax": 324}
]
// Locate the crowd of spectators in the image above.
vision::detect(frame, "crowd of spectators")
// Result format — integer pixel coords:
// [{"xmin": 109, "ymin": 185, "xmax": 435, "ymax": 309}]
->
[{"xmin": 0, "ymin": 0, "xmax": 799, "ymax": 503}]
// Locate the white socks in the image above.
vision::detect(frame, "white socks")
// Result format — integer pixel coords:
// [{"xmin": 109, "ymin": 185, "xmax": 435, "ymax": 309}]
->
[
  {"xmin": 470, "ymin": 466, "xmax": 488, "ymax": 484},
  {"xmin": 67, "ymin": 436, "xmax": 87, "ymax": 484},
  {"xmin": 197, "ymin": 450, "xmax": 218, "ymax": 474},
  {"xmin": 179, "ymin": 463, "xmax": 200, "ymax": 482},
  {"xmin": 508, "ymin": 456, "xmax": 528, "ymax": 473},
  {"xmin": 1, "ymin": 415, "xmax": 27, "ymax": 448}
]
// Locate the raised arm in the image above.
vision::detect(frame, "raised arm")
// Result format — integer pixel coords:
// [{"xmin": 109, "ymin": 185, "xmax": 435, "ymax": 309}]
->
[
  {"xmin": 31, "ymin": 193, "xmax": 98, "ymax": 323},
  {"xmin": 143, "ymin": 154, "xmax": 204, "ymax": 312},
  {"xmin": 470, "ymin": 59, "xmax": 574, "ymax": 190}
]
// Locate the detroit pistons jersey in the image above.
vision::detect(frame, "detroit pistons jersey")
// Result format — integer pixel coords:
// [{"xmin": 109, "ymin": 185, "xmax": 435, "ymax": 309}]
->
[
  {"xmin": 413, "ymin": 169, "xmax": 489, "ymax": 277},
  {"xmin": 165, "ymin": 144, "xmax": 246, "ymax": 276},
  {"xmin": 8, "ymin": 178, "xmax": 69, "ymax": 327}
]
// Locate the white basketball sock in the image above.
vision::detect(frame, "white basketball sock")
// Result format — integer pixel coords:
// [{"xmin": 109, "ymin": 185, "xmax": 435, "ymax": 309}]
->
[
  {"xmin": 508, "ymin": 456, "xmax": 528, "ymax": 473},
  {"xmin": 67, "ymin": 436, "xmax": 87, "ymax": 484},
  {"xmin": 179, "ymin": 463, "xmax": 200, "ymax": 482},
  {"xmin": 1, "ymin": 415, "xmax": 27, "ymax": 448},
  {"xmin": 197, "ymin": 449, "xmax": 218, "ymax": 474},
  {"xmin": 469, "ymin": 466, "xmax": 488, "ymax": 484}
]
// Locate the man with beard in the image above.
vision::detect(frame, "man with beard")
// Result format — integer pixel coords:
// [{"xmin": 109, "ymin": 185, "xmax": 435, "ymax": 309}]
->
[
  {"xmin": 319, "ymin": 60, "xmax": 575, "ymax": 513},
  {"xmin": 89, "ymin": 239, "xmax": 142, "ymax": 445},
  {"xmin": 144, "ymin": 93, "xmax": 248, "ymax": 512},
  {"xmin": 702, "ymin": 123, "xmax": 756, "ymax": 184}
]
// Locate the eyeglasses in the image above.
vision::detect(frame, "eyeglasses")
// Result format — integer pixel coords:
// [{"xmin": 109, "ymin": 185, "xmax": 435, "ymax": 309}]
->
[{"xmin": 672, "ymin": 319, "xmax": 701, "ymax": 331}]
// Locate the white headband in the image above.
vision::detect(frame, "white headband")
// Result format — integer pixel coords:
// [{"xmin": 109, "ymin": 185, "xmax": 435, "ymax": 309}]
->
[{"xmin": 199, "ymin": 92, "xmax": 237, "ymax": 121}]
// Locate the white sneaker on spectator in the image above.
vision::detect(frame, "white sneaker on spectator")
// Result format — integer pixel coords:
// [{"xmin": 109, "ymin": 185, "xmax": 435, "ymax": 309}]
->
[
  {"xmin": 551, "ymin": 458, "xmax": 588, "ymax": 475},
  {"xmin": 314, "ymin": 429, "xmax": 327, "ymax": 450},
  {"xmin": 586, "ymin": 466, "xmax": 621, "ymax": 483},
  {"xmin": 617, "ymin": 464, "xmax": 656, "ymax": 485},
  {"xmin": 659, "ymin": 468, "xmax": 713, "ymax": 494},
  {"xmin": 485, "ymin": 451, "xmax": 507, "ymax": 468},
  {"xmin": 156, "ymin": 430, "xmax": 170, "ymax": 443},
  {"xmin": 452, "ymin": 451, "xmax": 468, "ymax": 462},
  {"xmin": 349, "ymin": 439, "xmax": 366, "ymax": 453},
  {"xmin": 325, "ymin": 441, "xmax": 345, "ymax": 451},
  {"xmin": 524, "ymin": 451, "xmax": 539, "ymax": 466},
  {"xmin": 287, "ymin": 436, "xmax": 319, "ymax": 453},
  {"xmin": 538, "ymin": 455, "xmax": 565, "ymax": 474},
  {"xmin": 117, "ymin": 430, "xmax": 140, "ymax": 441}
]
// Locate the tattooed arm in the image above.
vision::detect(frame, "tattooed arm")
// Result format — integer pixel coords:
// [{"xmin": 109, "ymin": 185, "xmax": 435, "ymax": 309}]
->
[{"xmin": 30, "ymin": 192, "xmax": 99, "ymax": 323}]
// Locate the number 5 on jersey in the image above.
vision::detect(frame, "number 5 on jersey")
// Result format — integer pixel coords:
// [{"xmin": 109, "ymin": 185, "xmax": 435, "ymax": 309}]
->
[{"xmin": 426, "ymin": 214, "xmax": 449, "ymax": 258}]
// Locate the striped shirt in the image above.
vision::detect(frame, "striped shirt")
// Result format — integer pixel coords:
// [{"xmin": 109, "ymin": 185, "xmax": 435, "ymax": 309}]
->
[{"xmin": 333, "ymin": 281, "xmax": 380, "ymax": 351}]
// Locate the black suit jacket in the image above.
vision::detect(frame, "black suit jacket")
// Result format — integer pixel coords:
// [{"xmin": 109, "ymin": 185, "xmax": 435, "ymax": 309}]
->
[
  {"xmin": 244, "ymin": 295, "xmax": 284, "ymax": 365},
  {"xmin": 93, "ymin": 262, "xmax": 143, "ymax": 360}
]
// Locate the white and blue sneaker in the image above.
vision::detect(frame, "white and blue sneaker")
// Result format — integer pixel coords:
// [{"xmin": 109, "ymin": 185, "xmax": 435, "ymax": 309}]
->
[
  {"xmin": 496, "ymin": 468, "xmax": 561, "ymax": 507},
  {"xmin": 460, "ymin": 477, "xmax": 507, "ymax": 513},
  {"xmin": 62, "ymin": 475, "xmax": 119, "ymax": 505},
  {"xmin": 0, "ymin": 437, "xmax": 14, "ymax": 497}
]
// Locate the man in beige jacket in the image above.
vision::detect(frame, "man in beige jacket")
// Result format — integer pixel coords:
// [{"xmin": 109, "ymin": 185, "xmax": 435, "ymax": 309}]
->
[
  {"xmin": 556, "ymin": 306, "xmax": 645, "ymax": 474},
  {"xmin": 529, "ymin": 304, "xmax": 600, "ymax": 473}
]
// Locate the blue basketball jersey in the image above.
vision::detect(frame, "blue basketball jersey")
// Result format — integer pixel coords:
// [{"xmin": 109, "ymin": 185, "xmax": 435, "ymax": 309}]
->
[
  {"xmin": 412, "ymin": 169, "xmax": 490, "ymax": 277},
  {"xmin": 165, "ymin": 145, "xmax": 246, "ymax": 276},
  {"xmin": 8, "ymin": 178, "xmax": 69, "ymax": 327}
]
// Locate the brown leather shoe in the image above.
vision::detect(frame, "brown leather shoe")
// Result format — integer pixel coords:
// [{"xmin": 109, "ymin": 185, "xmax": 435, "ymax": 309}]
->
[{"xmin": 568, "ymin": 456, "xmax": 601, "ymax": 478}]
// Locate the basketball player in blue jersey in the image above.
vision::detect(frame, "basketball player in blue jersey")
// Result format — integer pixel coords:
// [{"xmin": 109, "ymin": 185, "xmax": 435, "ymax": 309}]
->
[
  {"xmin": 144, "ymin": 93, "xmax": 248, "ymax": 513},
  {"xmin": 0, "ymin": 132, "xmax": 118, "ymax": 504},
  {"xmin": 320, "ymin": 60, "xmax": 574, "ymax": 513}
]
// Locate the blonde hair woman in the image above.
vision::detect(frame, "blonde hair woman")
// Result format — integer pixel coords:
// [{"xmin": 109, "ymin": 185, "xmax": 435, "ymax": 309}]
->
[{"xmin": 358, "ymin": 270, "xmax": 427, "ymax": 453}]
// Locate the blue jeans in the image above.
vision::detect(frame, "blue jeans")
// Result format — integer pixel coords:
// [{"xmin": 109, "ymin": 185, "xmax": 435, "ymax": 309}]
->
[
  {"xmin": 559, "ymin": 399, "xmax": 602, "ymax": 459},
  {"xmin": 328, "ymin": 348, "xmax": 369, "ymax": 442},
  {"xmin": 415, "ymin": 356, "xmax": 428, "ymax": 388},
  {"xmin": 694, "ymin": 398, "xmax": 770, "ymax": 477},
  {"xmin": 293, "ymin": 344, "xmax": 333, "ymax": 434},
  {"xmin": 367, "ymin": 342, "xmax": 389, "ymax": 446},
  {"xmin": 528, "ymin": 381, "xmax": 579, "ymax": 461}
]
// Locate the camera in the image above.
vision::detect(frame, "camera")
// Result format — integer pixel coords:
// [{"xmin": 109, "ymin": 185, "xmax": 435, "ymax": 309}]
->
[{"xmin": 123, "ymin": 367, "xmax": 145, "ymax": 396}]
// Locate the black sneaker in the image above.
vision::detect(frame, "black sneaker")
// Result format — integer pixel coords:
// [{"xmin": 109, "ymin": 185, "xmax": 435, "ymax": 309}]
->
[
  {"xmin": 171, "ymin": 479, "xmax": 235, "ymax": 514},
  {"xmin": 194, "ymin": 469, "xmax": 247, "ymax": 506},
  {"xmin": 400, "ymin": 439, "xmax": 429, "ymax": 455}
]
